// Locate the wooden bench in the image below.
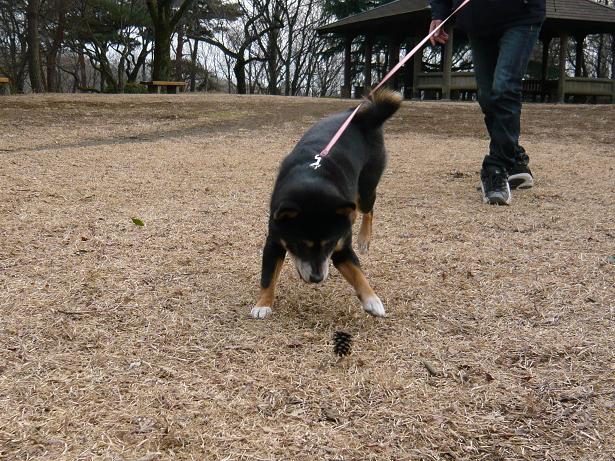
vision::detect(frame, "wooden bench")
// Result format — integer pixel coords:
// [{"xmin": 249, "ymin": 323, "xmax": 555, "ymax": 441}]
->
[
  {"xmin": 140, "ymin": 80, "xmax": 187, "ymax": 94},
  {"xmin": 0, "ymin": 77, "xmax": 10, "ymax": 95}
]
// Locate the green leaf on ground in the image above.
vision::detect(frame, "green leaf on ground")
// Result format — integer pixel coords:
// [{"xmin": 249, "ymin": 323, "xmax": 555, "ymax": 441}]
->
[
  {"xmin": 607, "ymin": 256, "xmax": 615, "ymax": 265},
  {"xmin": 131, "ymin": 217, "xmax": 145, "ymax": 227}
]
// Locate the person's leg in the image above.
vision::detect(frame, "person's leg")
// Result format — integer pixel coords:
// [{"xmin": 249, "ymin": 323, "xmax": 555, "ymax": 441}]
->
[
  {"xmin": 481, "ymin": 23, "xmax": 541, "ymax": 172},
  {"xmin": 468, "ymin": 33, "xmax": 500, "ymax": 142},
  {"xmin": 470, "ymin": 32, "xmax": 512, "ymax": 204}
]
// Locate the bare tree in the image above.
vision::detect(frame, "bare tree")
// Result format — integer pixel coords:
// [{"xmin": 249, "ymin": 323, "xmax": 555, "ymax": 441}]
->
[
  {"xmin": 66, "ymin": 0, "xmax": 151, "ymax": 91},
  {"xmin": 195, "ymin": 0, "xmax": 281, "ymax": 94},
  {"xmin": 229, "ymin": 0, "xmax": 339, "ymax": 95}
]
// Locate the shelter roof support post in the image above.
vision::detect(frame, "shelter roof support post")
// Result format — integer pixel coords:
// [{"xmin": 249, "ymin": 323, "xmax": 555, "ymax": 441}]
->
[
  {"xmin": 342, "ymin": 35, "xmax": 352, "ymax": 98},
  {"xmin": 388, "ymin": 36, "xmax": 401, "ymax": 91},
  {"xmin": 558, "ymin": 33, "xmax": 568, "ymax": 103},
  {"xmin": 364, "ymin": 35, "xmax": 373, "ymax": 92},
  {"xmin": 403, "ymin": 40, "xmax": 415, "ymax": 100},
  {"xmin": 442, "ymin": 27, "xmax": 454, "ymax": 100},
  {"xmin": 413, "ymin": 40, "xmax": 423, "ymax": 100},
  {"xmin": 541, "ymin": 37, "xmax": 551, "ymax": 102}
]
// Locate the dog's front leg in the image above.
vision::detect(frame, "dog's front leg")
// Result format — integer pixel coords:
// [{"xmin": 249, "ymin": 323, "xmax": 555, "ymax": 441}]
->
[
  {"xmin": 332, "ymin": 246, "xmax": 386, "ymax": 317},
  {"xmin": 251, "ymin": 236, "xmax": 286, "ymax": 319}
]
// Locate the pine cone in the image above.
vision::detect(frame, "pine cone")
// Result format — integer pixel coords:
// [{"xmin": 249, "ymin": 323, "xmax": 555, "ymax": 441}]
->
[{"xmin": 332, "ymin": 331, "xmax": 353, "ymax": 357}]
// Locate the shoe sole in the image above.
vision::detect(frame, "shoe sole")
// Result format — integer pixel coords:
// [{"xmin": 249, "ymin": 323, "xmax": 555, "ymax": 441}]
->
[
  {"xmin": 483, "ymin": 195, "xmax": 511, "ymax": 205},
  {"xmin": 508, "ymin": 173, "xmax": 533, "ymax": 190}
]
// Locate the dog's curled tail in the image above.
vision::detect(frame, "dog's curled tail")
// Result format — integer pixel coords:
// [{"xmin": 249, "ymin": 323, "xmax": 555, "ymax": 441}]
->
[{"xmin": 353, "ymin": 89, "xmax": 403, "ymax": 128}]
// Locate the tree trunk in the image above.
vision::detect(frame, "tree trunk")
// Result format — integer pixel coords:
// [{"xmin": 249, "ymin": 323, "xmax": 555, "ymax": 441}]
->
[
  {"xmin": 46, "ymin": 53, "xmax": 57, "ymax": 91},
  {"xmin": 284, "ymin": 31, "xmax": 292, "ymax": 95},
  {"xmin": 78, "ymin": 51, "xmax": 87, "ymax": 87},
  {"xmin": 267, "ymin": 25, "xmax": 278, "ymax": 95},
  {"xmin": 26, "ymin": 0, "xmax": 44, "ymax": 92},
  {"xmin": 45, "ymin": 1, "xmax": 66, "ymax": 92},
  {"xmin": 118, "ymin": 56, "xmax": 125, "ymax": 91},
  {"xmin": 127, "ymin": 41, "xmax": 150, "ymax": 83},
  {"xmin": 72, "ymin": 62, "xmax": 78, "ymax": 92},
  {"xmin": 15, "ymin": 27, "xmax": 28, "ymax": 92},
  {"xmin": 8, "ymin": 36, "xmax": 17, "ymax": 89},
  {"xmin": 153, "ymin": 26, "xmax": 172, "ymax": 81},
  {"xmin": 597, "ymin": 34, "xmax": 604, "ymax": 78},
  {"xmin": 142, "ymin": 53, "xmax": 148, "ymax": 81},
  {"xmin": 342, "ymin": 35, "xmax": 352, "ymax": 97},
  {"xmin": 190, "ymin": 39, "xmax": 199, "ymax": 92},
  {"xmin": 574, "ymin": 36, "xmax": 584, "ymax": 78},
  {"xmin": 234, "ymin": 57, "xmax": 247, "ymax": 94},
  {"xmin": 175, "ymin": 24, "xmax": 184, "ymax": 80}
]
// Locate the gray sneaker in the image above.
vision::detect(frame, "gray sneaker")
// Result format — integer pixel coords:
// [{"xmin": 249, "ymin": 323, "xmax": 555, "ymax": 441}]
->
[
  {"xmin": 508, "ymin": 163, "xmax": 534, "ymax": 189},
  {"xmin": 480, "ymin": 167, "xmax": 511, "ymax": 205},
  {"xmin": 509, "ymin": 150, "xmax": 534, "ymax": 189}
]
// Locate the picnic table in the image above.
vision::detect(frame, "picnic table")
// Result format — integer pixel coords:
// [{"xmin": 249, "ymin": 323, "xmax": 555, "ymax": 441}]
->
[
  {"xmin": 0, "ymin": 77, "xmax": 10, "ymax": 95},
  {"xmin": 140, "ymin": 80, "xmax": 187, "ymax": 94}
]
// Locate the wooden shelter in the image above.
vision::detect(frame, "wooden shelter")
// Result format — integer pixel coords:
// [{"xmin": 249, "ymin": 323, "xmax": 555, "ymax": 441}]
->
[{"xmin": 318, "ymin": 0, "xmax": 615, "ymax": 102}]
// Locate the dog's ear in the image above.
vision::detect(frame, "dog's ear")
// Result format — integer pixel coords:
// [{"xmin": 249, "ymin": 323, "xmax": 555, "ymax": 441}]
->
[
  {"xmin": 273, "ymin": 202, "xmax": 299, "ymax": 221},
  {"xmin": 335, "ymin": 202, "xmax": 356, "ymax": 217}
]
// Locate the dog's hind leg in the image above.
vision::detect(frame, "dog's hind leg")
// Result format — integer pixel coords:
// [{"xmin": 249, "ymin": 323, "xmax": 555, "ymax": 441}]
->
[
  {"xmin": 252, "ymin": 236, "xmax": 286, "ymax": 319},
  {"xmin": 332, "ymin": 246, "xmax": 386, "ymax": 317}
]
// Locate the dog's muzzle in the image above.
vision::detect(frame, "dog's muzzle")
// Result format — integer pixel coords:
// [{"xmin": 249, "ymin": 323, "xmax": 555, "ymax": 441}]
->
[{"xmin": 291, "ymin": 255, "xmax": 329, "ymax": 284}]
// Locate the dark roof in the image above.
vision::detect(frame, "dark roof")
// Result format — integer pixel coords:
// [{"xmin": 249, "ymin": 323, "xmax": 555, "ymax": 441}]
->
[
  {"xmin": 318, "ymin": 0, "xmax": 615, "ymax": 36},
  {"xmin": 318, "ymin": 0, "xmax": 430, "ymax": 35},
  {"xmin": 549, "ymin": 0, "xmax": 615, "ymax": 21},
  {"xmin": 543, "ymin": 0, "xmax": 615, "ymax": 35}
]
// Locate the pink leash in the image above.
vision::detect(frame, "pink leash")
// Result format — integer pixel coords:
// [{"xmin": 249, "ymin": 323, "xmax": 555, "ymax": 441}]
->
[{"xmin": 310, "ymin": 0, "xmax": 471, "ymax": 170}]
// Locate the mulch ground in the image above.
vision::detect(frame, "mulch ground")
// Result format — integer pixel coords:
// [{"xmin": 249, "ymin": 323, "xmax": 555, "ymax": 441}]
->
[{"xmin": 1, "ymin": 93, "xmax": 614, "ymax": 461}]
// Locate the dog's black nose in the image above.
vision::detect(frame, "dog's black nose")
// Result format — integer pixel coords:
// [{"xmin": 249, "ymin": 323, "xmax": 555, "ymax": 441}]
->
[{"xmin": 309, "ymin": 274, "xmax": 324, "ymax": 283}]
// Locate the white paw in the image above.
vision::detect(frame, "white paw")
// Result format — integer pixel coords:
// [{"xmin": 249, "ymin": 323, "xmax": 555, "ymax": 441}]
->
[
  {"xmin": 362, "ymin": 296, "xmax": 386, "ymax": 317},
  {"xmin": 251, "ymin": 306, "xmax": 272, "ymax": 319},
  {"xmin": 357, "ymin": 238, "xmax": 370, "ymax": 255}
]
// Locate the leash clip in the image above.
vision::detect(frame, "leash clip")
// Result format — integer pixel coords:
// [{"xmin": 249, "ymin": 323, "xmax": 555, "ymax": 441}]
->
[{"xmin": 309, "ymin": 154, "xmax": 322, "ymax": 170}]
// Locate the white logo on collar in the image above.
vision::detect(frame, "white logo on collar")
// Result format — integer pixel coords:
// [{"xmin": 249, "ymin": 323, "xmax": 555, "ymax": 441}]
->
[{"xmin": 309, "ymin": 154, "xmax": 323, "ymax": 170}]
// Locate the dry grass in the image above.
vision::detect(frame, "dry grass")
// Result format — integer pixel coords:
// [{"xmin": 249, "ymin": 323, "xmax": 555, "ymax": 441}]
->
[{"xmin": 1, "ymin": 93, "xmax": 614, "ymax": 461}]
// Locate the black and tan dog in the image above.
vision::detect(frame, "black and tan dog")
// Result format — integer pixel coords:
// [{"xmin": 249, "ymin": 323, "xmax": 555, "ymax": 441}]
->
[{"xmin": 251, "ymin": 90, "xmax": 402, "ymax": 319}]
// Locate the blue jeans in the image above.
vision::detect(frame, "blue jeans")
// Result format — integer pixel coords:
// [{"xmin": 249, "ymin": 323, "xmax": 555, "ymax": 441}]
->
[{"xmin": 469, "ymin": 24, "xmax": 541, "ymax": 171}]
